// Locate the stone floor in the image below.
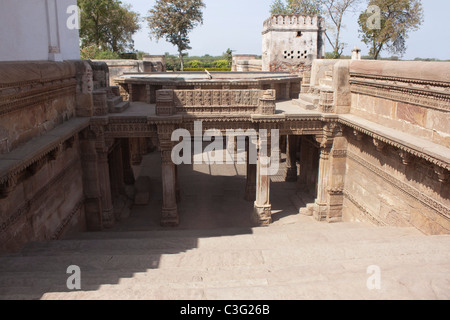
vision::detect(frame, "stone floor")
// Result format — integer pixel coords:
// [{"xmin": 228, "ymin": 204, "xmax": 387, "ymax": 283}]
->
[{"xmin": 0, "ymin": 150, "xmax": 449, "ymax": 300}]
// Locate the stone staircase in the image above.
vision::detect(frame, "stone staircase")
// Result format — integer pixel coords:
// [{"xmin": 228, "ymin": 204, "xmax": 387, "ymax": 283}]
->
[
  {"xmin": 294, "ymin": 70, "xmax": 334, "ymax": 111},
  {"xmin": 0, "ymin": 217, "xmax": 449, "ymax": 300},
  {"xmin": 107, "ymin": 86, "xmax": 130, "ymax": 113}
]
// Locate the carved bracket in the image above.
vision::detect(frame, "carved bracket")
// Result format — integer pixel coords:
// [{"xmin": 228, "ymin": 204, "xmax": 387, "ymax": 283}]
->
[
  {"xmin": 0, "ymin": 175, "xmax": 17, "ymax": 199},
  {"xmin": 373, "ymin": 138, "xmax": 386, "ymax": 152},
  {"xmin": 434, "ymin": 165, "xmax": 449, "ymax": 183},
  {"xmin": 398, "ymin": 150, "xmax": 414, "ymax": 166},
  {"xmin": 353, "ymin": 129, "xmax": 364, "ymax": 141}
]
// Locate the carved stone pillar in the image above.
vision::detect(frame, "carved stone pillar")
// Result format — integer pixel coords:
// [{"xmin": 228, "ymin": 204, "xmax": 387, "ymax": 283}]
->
[
  {"xmin": 313, "ymin": 146, "xmax": 332, "ymax": 221},
  {"xmin": 175, "ymin": 165, "xmax": 181, "ymax": 203},
  {"xmin": 325, "ymin": 137, "xmax": 347, "ymax": 223},
  {"xmin": 313, "ymin": 122, "xmax": 344, "ymax": 221},
  {"xmin": 109, "ymin": 141, "xmax": 126, "ymax": 198},
  {"xmin": 130, "ymin": 137, "xmax": 145, "ymax": 165},
  {"xmin": 245, "ymin": 140, "xmax": 256, "ymax": 202},
  {"xmin": 253, "ymin": 133, "xmax": 272, "ymax": 225},
  {"xmin": 158, "ymin": 124, "xmax": 179, "ymax": 227},
  {"xmin": 285, "ymin": 135, "xmax": 298, "ymax": 182},
  {"xmin": 98, "ymin": 152, "xmax": 114, "ymax": 228}
]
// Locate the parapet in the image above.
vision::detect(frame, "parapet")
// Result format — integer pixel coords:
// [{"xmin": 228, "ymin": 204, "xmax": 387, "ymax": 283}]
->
[{"xmin": 263, "ymin": 15, "xmax": 325, "ymax": 33}]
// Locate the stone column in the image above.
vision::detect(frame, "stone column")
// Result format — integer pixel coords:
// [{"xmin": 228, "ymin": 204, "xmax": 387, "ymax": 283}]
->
[
  {"xmin": 97, "ymin": 152, "xmax": 115, "ymax": 228},
  {"xmin": 285, "ymin": 135, "xmax": 298, "ymax": 182},
  {"xmin": 158, "ymin": 125, "xmax": 179, "ymax": 227},
  {"xmin": 79, "ymin": 134, "xmax": 102, "ymax": 231},
  {"xmin": 109, "ymin": 142, "xmax": 126, "ymax": 199},
  {"xmin": 245, "ymin": 140, "xmax": 256, "ymax": 202},
  {"xmin": 325, "ymin": 137, "xmax": 347, "ymax": 223},
  {"xmin": 121, "ymin": 138, "xmax": 135, "ymax": 185},
  {"xmin": 313, "ymin": 146, "xmax": 332, "ymax": 221},
  {"xmin": 175, "ymin": 165, "xmax": 181, "ymax": 203},
  {"xmin": 253, "ymin": 133, "xmax": 272, "ymax": 225}
]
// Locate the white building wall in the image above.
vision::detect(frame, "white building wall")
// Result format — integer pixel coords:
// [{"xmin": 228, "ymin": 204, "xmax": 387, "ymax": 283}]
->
[{"xmin": 0, "ymin": 0, "xmax": 80, "ymax": 61}]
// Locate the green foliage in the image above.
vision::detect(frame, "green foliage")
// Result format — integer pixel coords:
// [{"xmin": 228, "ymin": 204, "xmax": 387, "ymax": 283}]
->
[
  {"xmin": 184, "ymin": 68, "xmax": 232, "ymax": 72},
  {"xmin": 96, "ymin": 50, "xmax": 121, "ymax": 60},
  {"xmin": 78, "ymin": 0, "xmax": 141, "ymax": 53},
  {"xmin": 358, "ymin": 0, "xmax": 424, "ymax": 59},
  {"xmin": 186, "ymin": 60, "xmax": 203, "ymax": 68},
  {"xmin": 146, "ymin": 0, "xmax": 205, "ymax": 71},
  {"xmin": 119, "ymin": 52, "xmax": 137, "ymax": 60},
  {"xmin": 136, "ymin": 51, "xmax": 149, "ymax": 60},
  {"xmin": 325, "ymin": 51, "xmax": 341, "ymax": 59},
  {"xmin": 270, "ymin": 0, "xmax": 323, "ymax": 16},
  {"xmin": 80, "ymin": 45, "xmax": 120, "ymax": 60},
  {"xmin": 213, "ymin": 60, "xmax": 229, "ymax": 69}
]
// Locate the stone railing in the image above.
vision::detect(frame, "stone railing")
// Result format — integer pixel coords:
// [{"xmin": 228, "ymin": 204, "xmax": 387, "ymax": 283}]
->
[{"xmin": 156, "ymin": 89, "xmax": 276, "ymax": 115}]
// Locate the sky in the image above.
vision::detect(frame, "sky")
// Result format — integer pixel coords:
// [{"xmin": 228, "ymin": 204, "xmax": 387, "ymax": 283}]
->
[{"xmin": 121, "ymin": 0, "xmax": 450, "ymax": 60}]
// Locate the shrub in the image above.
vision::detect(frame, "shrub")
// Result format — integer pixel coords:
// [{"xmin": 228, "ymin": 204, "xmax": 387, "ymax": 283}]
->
[
  {"xmin": 213, "ymin": 60, "xmax": 228, "ymax": 68},
  {"xmin": 186, "ymin": 60, "xmax": 203, "ymax": 68}
]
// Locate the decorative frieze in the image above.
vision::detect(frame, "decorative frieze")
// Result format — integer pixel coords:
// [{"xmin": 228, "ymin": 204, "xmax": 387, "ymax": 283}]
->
[
  {"xmin": 349, "ymin": 74, "xmax": 450, "ymax": 112},
  {"xmin": 0, "ymin": 159, "xmax": 80, "ymax": 233},
  {"xmin": 341, "ymin": 118, "xmax": 450, "ymax": 171},
  {"xmin": 347, "ymin": 150, "xmax": 449, "ymax": 220}
]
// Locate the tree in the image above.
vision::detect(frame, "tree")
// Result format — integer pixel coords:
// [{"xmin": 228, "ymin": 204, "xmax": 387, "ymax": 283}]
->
[
  {"xmin": 147, "ymin": 0, "xmax": 205, "ymax": 71},
  {"xmin": 270, "ymin": 0, "xmax": 323, "ymax": 16},
  {"xmin": 224, "ymin": 48, "xmax": 234, "ymax": 68},
  {"xmin": 358, "ymin": 0, "xmax": 423, "ymax": 59},
  {"xmin": 322, "ymin": 0, "xmax": 361, "ymax": 57},
  {"xmin": 78, "ymin": 0, "xmax": 140, "ymax": 53}
]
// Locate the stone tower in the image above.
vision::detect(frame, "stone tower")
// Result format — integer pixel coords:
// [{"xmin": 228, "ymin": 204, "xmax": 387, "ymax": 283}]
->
[{"xmin": 262, "ymin": 15, "xmax": 325, "ymax": 73}]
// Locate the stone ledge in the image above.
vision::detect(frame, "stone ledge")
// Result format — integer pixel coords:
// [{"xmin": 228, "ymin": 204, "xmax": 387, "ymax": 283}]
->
[
  {"xmin": 339, "ymin": 114, "xmax": 450, "ymax": 170},
  {"xmin": 0, "ymin": 118, "xmax": 90, "ymax": 184}
]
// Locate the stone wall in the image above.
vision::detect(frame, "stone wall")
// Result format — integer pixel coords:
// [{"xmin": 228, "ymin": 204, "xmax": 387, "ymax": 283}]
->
[
  {"xmin": 339, "ymin": 60, "xmax": 450, "ymax": 234},
  {"xmin": 98, "ymin": 57, "xmax": 167, "ymax": 86},
  {"xmin": 0, "ymin": 61, "xmax": 78, "ymax": 155},
  {"xmin": 349, "ymin": 60, "xmax": 450, "ymax": 146},
  {"xmin": 343, "ymin": 131, "xmax": 449, "ymax": 234},
  {"xmin": 0, "ymin": 61, "xmax": 89, "ymax": 253},
  {"xmin": 262, "ymin": 15, "xmax": 325, "ymax": 73}
]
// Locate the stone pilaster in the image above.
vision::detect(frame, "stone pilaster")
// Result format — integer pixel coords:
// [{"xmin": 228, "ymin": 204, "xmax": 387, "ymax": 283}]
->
[
  {"xmin": 253, "ymin": 133, "xmax": 272, "ymax": 225},
  {"xmin": 313, "ymin": 146, "xmax": 332, "ymax": 221},
  {"xmin": 158, "ymin": 124, "xmax": 179, "ymax": 227},
  {"xmin": 97, "ymin": 151, "xmax": 114, "ymax": 228}
]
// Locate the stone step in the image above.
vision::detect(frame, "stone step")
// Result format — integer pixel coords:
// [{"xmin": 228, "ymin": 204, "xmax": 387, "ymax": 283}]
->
[
  {"xmin": 3, "ymin": 234, "xmax": 448, "ymax": 274},
  {"xmin": 292, "ymin": 98, "xmax": 315, "ymax": 110},
  {"xmin": 319, "ymin": 78, "xmax": 333, "ymax": 88},
  {"xmin": 298, "ymin": 93, "xmax": 319, "ymax": 104},
  {"xmin": 9, "ymin": 261, "xmax": 448, "ymax": 300},
  {"xmin": 19, "ymin": 225, "xmax": 424, "ymax": 256},
  {"xmin": 325, "ymin": 71, "xmax": 333, "ymax": 78},
  {"xmin": 1, "ymin": 251, "xmax": 448, "ymax": 300},
  {"xmin": 107, "ymin": 95, "xmax": 122, "ymax": 108},
  {"xmin": 109, "ymin": 101, "xmax": 129, "ymax": 113}
]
